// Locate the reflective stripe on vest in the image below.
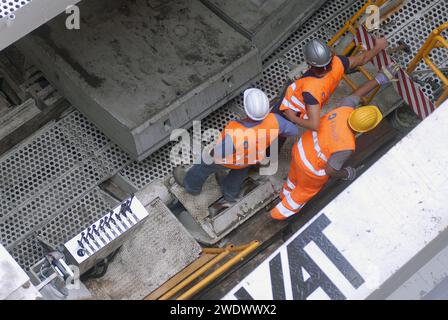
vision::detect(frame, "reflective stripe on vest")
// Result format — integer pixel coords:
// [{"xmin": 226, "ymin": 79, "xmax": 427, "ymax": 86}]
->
[
  {"xmin": 281, "ymin": 99, "xmax": 300, "ymax": 112},
  {"xmin": 297, "ymin": 137, "xmax": 327, "ymax": 177},
  {"xmin": 220, "ymin": 114, "xmax": 280, "ymax": 169},
  {"xmin": 280, "ymin": 56, "xmax": 345, "ymax": 117},
  {"xmin": 297, "ymin": 107, "xmax": 356, "ymax": 177},
  {"xmin": 285, "ymin": 192, "xmax": 301, "ymax": 211},
  {"xmin": 312, "ymin": 131, "xmax": 327, "ymax": 162},
  {"xmin": 275, "ymin": 202, "xmax": 297, "ymax": 218},
  {"xmin": 286, "ymin": 178, "xmax": 295, "ymax": 190}
]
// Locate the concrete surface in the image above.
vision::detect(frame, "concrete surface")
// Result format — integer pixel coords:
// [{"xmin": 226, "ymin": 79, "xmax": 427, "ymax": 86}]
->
[
  {"xmin": 17, "ymin": 0, "xmax": 261, "ymax": 160},
  {"xmin": 201, "ymin": 0, "xmax": 327, "ymax": 57},
  {"xmin": 0, "ymin": 243, "xmax": 41, "ymax": 300},
  {"xmin": 84, "ymin": 199, "xmax": 201, "ymax": 300},
  {"xmin": 224, "ymin": 99, "xmax": 448, "ymax": 300}
]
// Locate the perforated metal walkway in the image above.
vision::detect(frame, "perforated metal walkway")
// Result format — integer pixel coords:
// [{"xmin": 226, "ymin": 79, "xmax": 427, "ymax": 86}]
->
[{"xmin": 2, "ymin": 0, "xmax": 447, "ymax": 270}]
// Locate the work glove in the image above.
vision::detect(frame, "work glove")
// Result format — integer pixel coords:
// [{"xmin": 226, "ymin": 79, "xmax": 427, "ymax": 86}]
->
[
  {"xmin": 342, "ymin": 166, "xmax": 357, "ymax": 181},
  {"xmin": 375, "ymin": 62, "xmax": 400, "ymax": 85}
]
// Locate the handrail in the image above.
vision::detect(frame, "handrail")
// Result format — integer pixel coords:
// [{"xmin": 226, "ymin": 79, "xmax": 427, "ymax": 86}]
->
[
  {"xmin": 327, "ymin": 0, "xmax": 389, "ymax": 104},
  {"xmin": 407, "ymin": 23, "xmax": 448, "ymax": 107}
]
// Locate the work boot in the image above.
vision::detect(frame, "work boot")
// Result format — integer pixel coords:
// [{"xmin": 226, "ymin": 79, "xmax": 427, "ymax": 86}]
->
[
  {"xmin": 214, "ymin": 171, "xmax": 227, "ymax": 187},
  {"xmin": 173, "ymin": 166, "xmax": 188, "ymax": 188},
  {"xmin": 173, "ymin": 166, "xmax": 201, "ymax": 196},
  {"xmin": 208, "ymin": 198, "xmax": 235, "ymax": 218}
]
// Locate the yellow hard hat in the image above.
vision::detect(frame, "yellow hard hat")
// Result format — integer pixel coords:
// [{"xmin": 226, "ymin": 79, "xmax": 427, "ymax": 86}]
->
[{"xmin": 348, "ymin": 105, "xmax": 383, "ymax": 133}]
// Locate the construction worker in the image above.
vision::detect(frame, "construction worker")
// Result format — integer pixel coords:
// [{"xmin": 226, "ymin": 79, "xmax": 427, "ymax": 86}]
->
[
  {"xmin": 173, "ymin": 88, "xmax": 300, "ymax": 211},
  {"xmin": 271, "ymin": 64, "xmax": 398, "ymax": 220},
  {"xmin": 278, "ymin": 38, "xmax": 388, "ymax": 131}
]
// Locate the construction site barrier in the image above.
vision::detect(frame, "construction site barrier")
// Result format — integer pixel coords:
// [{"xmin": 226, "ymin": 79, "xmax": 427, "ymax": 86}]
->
[{"xmin": 407, "ymin": 22, "xmax": 448, "ymax": 107}]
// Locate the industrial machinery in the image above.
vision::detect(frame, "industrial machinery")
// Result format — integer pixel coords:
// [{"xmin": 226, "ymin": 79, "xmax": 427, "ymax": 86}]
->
[{"xmin": 63, "ymin": 196, "xmax": 149, "ymax": 274}]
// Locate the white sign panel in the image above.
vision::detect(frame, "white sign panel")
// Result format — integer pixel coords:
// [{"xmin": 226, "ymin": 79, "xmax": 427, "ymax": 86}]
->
[{"xmin": 224, "ymin": 100, "xmax": 448, "ymax": 300}]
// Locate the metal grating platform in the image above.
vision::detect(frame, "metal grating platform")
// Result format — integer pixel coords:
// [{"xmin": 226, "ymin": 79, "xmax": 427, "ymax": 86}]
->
[
  {"xmin": 2, "ymin": 0, "xmax": 447, "ymax": 270},
  {"xmin": 263, "ymin": 0, "xmax": 360, "ymax": 64},
  {"xmin": 0, "ymin": 0, "xmax": 32, "ymax": 19},
  {"xmin": 119, "ymin": 104, "xmax": 241, "ymax": 190},
  {"xmin": 0, "ymin": 0, "xmax": 82, "ymax": 51},
  {"xmin": 382, "ymin": 0, "xmax": 448, "ymax": 71},
  {"xmin": 9, "ymin": 188, "xmax": 117, "ymax": 270},
  {"xmin": 0, "ymin": 109, "xmax": 130, "ymax": 269},
  {"xmin": 120, "ymin": 0, "xmax": 448, "ymax": 191}
]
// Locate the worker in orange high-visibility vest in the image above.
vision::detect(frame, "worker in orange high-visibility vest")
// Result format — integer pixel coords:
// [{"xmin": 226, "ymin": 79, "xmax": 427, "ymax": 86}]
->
[
  {"xmin": 271, "ymin": 64, "xmax": 398, "ymax": 220},
  {"xmin": 173, "ymin": 88, "xmax": 299, "ymax": 212},
  {"xmin": 275, "ymin": 38, "xmax": 388, "ymax": 132}
]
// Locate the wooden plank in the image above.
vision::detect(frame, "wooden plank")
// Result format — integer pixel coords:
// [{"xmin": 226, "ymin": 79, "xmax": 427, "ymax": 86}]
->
[{"xmin": 144, "ymin": 253, "xmax": 216, "ymax": 300}]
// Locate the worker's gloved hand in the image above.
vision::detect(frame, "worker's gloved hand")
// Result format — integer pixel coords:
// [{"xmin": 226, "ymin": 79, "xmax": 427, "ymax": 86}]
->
[
  {"xmin": 375, "ymin": 63, "xmax": 400, "ymax": 85},
  {"xmin": 342, "ymin": 166, "xmax": 357, "ymax": 181}
]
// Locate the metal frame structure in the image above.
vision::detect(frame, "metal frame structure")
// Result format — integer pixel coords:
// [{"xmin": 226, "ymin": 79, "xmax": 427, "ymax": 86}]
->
[
  {"xmin": 407, "ymin": 23, "xmax": 448, "ymax": 107},
  {"xmin": 328, "ymin": 0, "xmax": 391, "ymax": 104}
]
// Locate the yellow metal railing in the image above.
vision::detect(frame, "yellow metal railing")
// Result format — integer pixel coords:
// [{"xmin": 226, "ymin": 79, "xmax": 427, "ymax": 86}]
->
[
  {"xmin": 407, "ymin": 23, "xmax": 448, "ymax": 107},
  {"xmin": 147, "ymin": 240, "xmax": 260, "ymax": 300},
  {"xmin": 328, "ymin": 0, "xmax": 388, "ymax": 104}
]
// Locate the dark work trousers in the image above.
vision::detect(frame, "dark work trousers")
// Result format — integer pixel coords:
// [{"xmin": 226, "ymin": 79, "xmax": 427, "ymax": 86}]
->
[
  {"xmin": 183, "ymin": 162, "xmax": 250, "ymax": 203},
  {"xmin": 269, "ymin": 80, "xmax": 292, "ymax": 153}
]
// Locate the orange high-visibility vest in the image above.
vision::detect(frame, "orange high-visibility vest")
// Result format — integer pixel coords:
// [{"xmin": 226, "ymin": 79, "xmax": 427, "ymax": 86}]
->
[
  {"xmin": 271, "ymin": 107, "xmax": 356, "ymax": 220},
  {"xmin": 217, "ymin": 113, "xmax": 280, "ymax": 169},
  {"xmin": 297, "ymin": 106, "xmax": 356, "ymax": 177},
  {"xmin": 280, "ymin": 56, "xmax": 345, "ymax": 118}
]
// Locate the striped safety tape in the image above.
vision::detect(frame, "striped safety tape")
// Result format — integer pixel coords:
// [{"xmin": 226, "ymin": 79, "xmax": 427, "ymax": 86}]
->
[{"xmin": 354, "ymin": 25, "xmax": 435, "ymax": 119}]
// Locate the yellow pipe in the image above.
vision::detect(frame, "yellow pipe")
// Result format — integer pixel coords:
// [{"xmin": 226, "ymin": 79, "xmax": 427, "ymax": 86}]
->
[
  {"xmin": 432, "ymin": 35, "xmax": 448, "ymax": 50},
  {"xmin": 203, "ymin": 245, "xmax": 234, "ymax": 254},
  {"xmin": 421, "ymin": 35, "xmax": 447, "ymax": 60},
  {"xmin": 435, "ymin": 22, "xmax": 448, "ymax": 32},
  {"xmin": 348, "ymin": 24, "xmax": 358, "ymax": 36},
  {"xmin": 342, "ymin": 42, "xmax": 357, "ymax": 56},
  {"xmin": 328, "ymin": 1, "xmax": 373, "ymax": 46},
  {"xmin": 407, "ymin": 32, "xmax": 436, "ymax": 72},
  {"xmin": 407, "ymin": 24, "xmax": 448, "ymax": 73},
  {"xmin": 436, "ymin": 87, "xmax": 448, "ymax": 107},
  {"xmin": 351, "ymin": 45, "xmax": 362, "ymax": 56},
  {"xmin": 364, "ymin": 86, "xmax": 381, "ymax": 104},
  {"xmin": 177, "ymin": 241, "xmax": 260, "ymax": 300},
  {"xmin": 329, "ymin": 0, "xmax": 389, "ymax": 47},
  {"xmin": 423, "ymin": 57, "xmax": 448, "ymax": 87},
  {"xmin": 159, "ymin": 249, "xmax": 231, "ymax": 300},
  {"xmin": 342, "ymin": 75, "xmax": 359, "ymax": 91},
  {"xmin": 358, "ymin": 66, "xmax": 375, "ymax": 80},
  {"xmin": 203, "ymin": 243, "xmax": 252, "ymax": 254}
]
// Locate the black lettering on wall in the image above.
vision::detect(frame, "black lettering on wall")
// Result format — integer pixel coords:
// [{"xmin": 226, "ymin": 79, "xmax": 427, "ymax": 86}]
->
[
  {"xmin": 234, "ymin": 214, "xmax": 365, "ymax": 300},
  {"xmin": 234, "ymin": 287, "xmax": 254, "ymax": 300},
  {"xmin": 269, "ymin": 253, "xmax": 286, "ymax": 300}
]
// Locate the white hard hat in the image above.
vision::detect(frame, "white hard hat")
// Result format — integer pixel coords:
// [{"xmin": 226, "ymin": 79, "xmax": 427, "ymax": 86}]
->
[{"xmin": 243, "ymin": 88, "xmax": 270, "ymax": 121}]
